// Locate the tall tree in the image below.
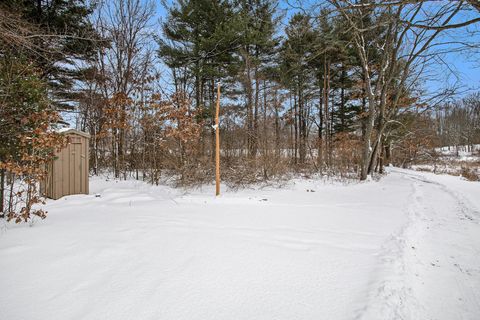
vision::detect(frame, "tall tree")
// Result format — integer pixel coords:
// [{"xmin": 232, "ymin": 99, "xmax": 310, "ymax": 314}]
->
[
  {"xmin": 235, "ymin": 0, "xmax": 279, "ymax": 159},
  {"xmin": 330, "ymin": 0, "xmax": 478, "ymax": 179},
  {"xmin": 158, "ymin": 0, "xmax": 239, "ymax": 159},
  {"xmin": 2, "ymin": 0, "xmax": 97, "ymax": 111},
  {"xmin": 80, "ymin": 0, "xmax": 156, "ymax": 178},
  {"xmin": 280, "ymin": 13, "xmax": 316, "ymax": 164}
]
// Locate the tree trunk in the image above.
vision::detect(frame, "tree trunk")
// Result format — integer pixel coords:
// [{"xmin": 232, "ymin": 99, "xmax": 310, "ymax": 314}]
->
[
  {"xmin": 274, "ymin": 88, "xmax": 280, "ymax": 158},
  {"xmin": 0, "ymin": 169, "xmax": 5, "ymax": 218},
  {"xmin": 262, "ymin": 80, "xmax": 268, "ymax": 157},
  {"xmin": 293, "ymin": 92, "xmax": 298, "ymax": 164},
  {"xmin": 323, "ymin": 58, "xmax": 330, "ymax": 167},
  {"xmin": 340, "ymin": 69, "xmax": 346, "ymax": 131},
  {"xmin": 299, "ymin": 83, "xmax": 306, "ymax": 164},
  {"xmin": 241, "ymin": 50, "xmax": 255, "ymax": 160},
  {"xmin": 318, "ymin": 74, "xmax": 324, "ymax": 169},
  {"xmin": 252, "ymin": 67, "xmax": 260, "ymax": 159},
  {"xmin": 360, "ymin": 72, "xmax": 376, "ymax": 181}
]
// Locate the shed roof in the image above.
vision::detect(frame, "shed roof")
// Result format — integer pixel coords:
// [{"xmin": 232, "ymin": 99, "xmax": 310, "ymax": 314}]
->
[{"xmin": 57, "ymin": 128, "xmax": 91, "ymax": 138}]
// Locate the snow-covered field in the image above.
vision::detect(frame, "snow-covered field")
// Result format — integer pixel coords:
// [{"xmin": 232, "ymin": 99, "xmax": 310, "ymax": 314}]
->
[
  {"xmin": 436, "ymin": 144, "xmax": 480, "ymax": 162},
  {"xmin": 412, "ymin": 145, "xmax": 480, "ymax": 181},
  {"xmin": 1, "ymin": 168, "xmax": 479, "ymax": 320}
]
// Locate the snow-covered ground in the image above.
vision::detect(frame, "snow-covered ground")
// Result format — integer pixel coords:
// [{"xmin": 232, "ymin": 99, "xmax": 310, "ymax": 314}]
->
[
  {"xmin": 436, "ymin": 144, "xmax": 480, "ymax": 162},
  {"xmin": 1, "ymin": 168, "xmax": 479, "ymax": 320}
]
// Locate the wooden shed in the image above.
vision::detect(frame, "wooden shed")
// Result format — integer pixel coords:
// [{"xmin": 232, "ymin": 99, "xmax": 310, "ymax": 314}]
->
[{"xmin": 41, "ymin": 129, "xmax": 90, "ymax": 199}]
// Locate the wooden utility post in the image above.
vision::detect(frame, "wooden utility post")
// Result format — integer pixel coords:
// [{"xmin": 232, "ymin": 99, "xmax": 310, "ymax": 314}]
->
[{"xmin": 215, "ymin": 83, "xmax": 221, "ymax": 196}]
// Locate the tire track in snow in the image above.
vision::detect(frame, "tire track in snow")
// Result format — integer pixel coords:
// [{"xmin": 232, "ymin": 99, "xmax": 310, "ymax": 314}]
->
[
  {"xmin": 399, "ymin": 171, "xmax": 480, "ymax": 317},
  {"xmin": 356, "ymin": 175, "xmax": 422, "ymax": 320},
  {"xmin": 393, "ymin": 169, "xmax": 480, "ymax": 224},
  {"xmin": 358, "ymin": 169, "xmax": 480, "ymax": 320}
]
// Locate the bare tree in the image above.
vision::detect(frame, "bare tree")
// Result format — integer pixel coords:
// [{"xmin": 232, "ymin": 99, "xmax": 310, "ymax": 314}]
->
[
  {"xmin": 329, "ymin": 0, "xmax": 480, "ymax": 179},
  {"xmin": 79, "ymin": 0, "xmax": 156, "ymax": 178}
]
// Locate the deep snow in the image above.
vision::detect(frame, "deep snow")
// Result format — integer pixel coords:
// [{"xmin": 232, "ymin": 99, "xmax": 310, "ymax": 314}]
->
[{"xmin": 1, "ymin": 168, "xmax": 479, "ymax": 320}]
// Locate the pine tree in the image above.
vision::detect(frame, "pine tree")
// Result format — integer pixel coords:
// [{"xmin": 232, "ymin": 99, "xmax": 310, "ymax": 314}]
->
[
  {"xmin": 2, "ymin": 0, "xmax": 98, "ymax": 111},
  {"xmin": 159, "ymin": 0, "xmax": 238, "ymax": 109},
  {"xmin": 280, "ymin": 13, "xmax": 316, "ymax": 164},
  {"xmin": 158, "ymin": 0, "xmax": 242, "ymax": 162},
  {"xmin": 234, "ymin": 0, "xmax": 279, "ymax": 159}
]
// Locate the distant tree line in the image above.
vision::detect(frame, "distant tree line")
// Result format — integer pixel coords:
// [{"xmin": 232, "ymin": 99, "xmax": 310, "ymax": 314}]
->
[{"xmin": 435, "ymin": 93, "xmax": 480, "ymax": 152}]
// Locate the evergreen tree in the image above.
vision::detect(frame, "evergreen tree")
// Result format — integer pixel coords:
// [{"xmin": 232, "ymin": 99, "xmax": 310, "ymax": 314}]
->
[
  {"xmin": 159, "ymin": 0, "xmax": 238, "ymax": 109},
  {"xmin": 233, "ymin": 0, "xmax": 279, "ymax": 158},
  {"xmin": 158, "ymin": 0, "xmax": 241, "ymax": 162},
  {"xmin": 280, "ymin": 13, "xmax": 316, "ymax": 163},
  {"xmin": 2, "ymin": 0, "xmax": 98, "ymax": 111}
]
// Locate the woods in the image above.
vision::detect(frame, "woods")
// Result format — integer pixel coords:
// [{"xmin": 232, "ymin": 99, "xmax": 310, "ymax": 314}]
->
[
  {"xmin": 2, "ymin": 3, "xmax": 480, "ymax": 319},
  {"xmin": 1, "ymin": 0, "xmax": 480, "ymax": 221}
]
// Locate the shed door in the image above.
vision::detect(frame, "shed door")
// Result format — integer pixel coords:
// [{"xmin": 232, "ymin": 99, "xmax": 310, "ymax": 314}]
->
[
  {"xmin": 51, "ymin": 133, "xmax": 89, "ymax": 199},
  {"xmin": 69, "ymin": 136, "xmax": 85, "ymax": 194}
]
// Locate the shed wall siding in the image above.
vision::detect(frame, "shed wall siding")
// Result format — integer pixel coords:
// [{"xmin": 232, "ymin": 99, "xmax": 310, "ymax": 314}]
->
[{"xmin": 43, "ymin": 131, "xmax": 89, "ymax": 200}]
